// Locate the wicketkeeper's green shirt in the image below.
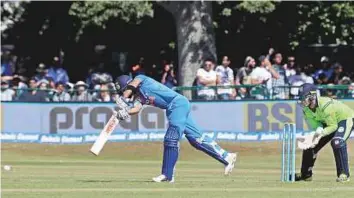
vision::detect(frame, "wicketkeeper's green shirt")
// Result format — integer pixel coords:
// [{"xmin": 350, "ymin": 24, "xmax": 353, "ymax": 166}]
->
[{"xmin": 303, "ymin": 97, "xmax": 354, "ymax": 136}]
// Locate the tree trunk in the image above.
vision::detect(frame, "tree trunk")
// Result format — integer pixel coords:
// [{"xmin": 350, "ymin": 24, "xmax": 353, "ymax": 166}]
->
[{"xmin": 159, "ymin": 1, "xmax": 217, "ymax": 99}]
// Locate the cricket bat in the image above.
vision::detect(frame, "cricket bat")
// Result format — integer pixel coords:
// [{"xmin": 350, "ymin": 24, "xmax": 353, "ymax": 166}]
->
[{"xmin": 90, "ymin": 111, "xmax": 119, "ymax": 156}]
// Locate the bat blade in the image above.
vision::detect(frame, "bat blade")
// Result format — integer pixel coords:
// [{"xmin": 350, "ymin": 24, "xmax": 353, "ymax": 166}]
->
[{"xmin": 90, "ymin": 111, "xmax": 119, "ymax": 156}]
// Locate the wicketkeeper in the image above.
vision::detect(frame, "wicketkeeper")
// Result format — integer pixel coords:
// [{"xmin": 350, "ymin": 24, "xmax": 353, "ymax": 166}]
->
[
  {"xmin": 296, "ymin": 83, "xmax": 352, "ymax": 182},
  {"xmin": 114, "ymin": 74, "xmax": 237, "ymax": 183}
]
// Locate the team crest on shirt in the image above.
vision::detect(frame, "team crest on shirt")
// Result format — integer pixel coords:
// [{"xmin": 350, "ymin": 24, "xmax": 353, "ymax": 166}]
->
[{"xmin": 338, "ymin": 127, "xmax": 344, "ymax": 133}]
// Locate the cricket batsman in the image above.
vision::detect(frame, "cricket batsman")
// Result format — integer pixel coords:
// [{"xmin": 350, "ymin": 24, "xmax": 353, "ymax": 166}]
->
[
  {"xmin": 296, "ymin": 83, "xmax": 352, "ymax": 182},
  {"xmin": 113, "ymin": 74, "xmax": 237, "ymax": 183}
]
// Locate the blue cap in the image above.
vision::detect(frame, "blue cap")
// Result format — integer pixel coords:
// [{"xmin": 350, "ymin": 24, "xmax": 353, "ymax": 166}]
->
[
  {"xmin": 299, "ymin": 83, "xmax": 317, "ymax": 98},
  {"xmin": 115, "ymin": 75, "xmax": 132, "ymax": 92}
]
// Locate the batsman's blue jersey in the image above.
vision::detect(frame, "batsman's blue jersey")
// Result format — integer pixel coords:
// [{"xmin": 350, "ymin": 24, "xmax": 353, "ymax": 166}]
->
[
  {"xmin": 133, "ymin": 75, "xmax": 229, "ymax": 174},
  {"xmin": 135, "ymin": 75, "xmax": 181, "ymax": 109}
]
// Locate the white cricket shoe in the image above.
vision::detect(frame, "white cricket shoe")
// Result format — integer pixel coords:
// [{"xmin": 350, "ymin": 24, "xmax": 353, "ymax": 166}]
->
[
  {"xmin": 152, "ymin": 174, "xmax": 175, "ymax": 183},
  {"xmin": 224, "ymin": 153, "xmax": 237, "ymax": 175}
]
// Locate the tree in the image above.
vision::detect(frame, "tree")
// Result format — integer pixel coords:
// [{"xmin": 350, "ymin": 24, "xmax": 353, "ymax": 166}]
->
[
  {"xmin": 69, "ymin": 1, "xmax": 276, "ymax": 98},
  {"xmin": 1, "ymin": 1, "xmax": 29, "ymax": 39},
  {"xmin": 69, "ymin": 1, "xmax": 154, "ymax": 41}
]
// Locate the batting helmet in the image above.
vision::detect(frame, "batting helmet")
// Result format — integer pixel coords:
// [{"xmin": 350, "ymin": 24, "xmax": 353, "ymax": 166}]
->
[{"xmin": 115, "ymin": 75, "xmax": 132, "ymax": 93}]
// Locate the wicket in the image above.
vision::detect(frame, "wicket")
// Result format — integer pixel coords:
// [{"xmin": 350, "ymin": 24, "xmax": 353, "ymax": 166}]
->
[{"xmin": 281, "ymin": 123, "xmax": 296, "ymax": 182}]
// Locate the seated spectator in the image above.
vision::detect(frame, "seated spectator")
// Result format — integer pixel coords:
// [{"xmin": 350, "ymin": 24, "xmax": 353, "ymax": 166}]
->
[
  {"xmin": 89, "ymin": 63, "xmax": 113, "ymax": 88},
  {"xmin": 52, "ymin": 82, "xmax": 71, "ymax": 102},
  {"xmin": 47, "ymin": 56, "xmax": 69, "ymax": 84},
  {"xmin": 288, "ymin": 67, "xmax": 306, "ymax": 99},
  {"xmin": 215, "ymin": 56, "xmax": 235, "ymax": 100},
  {"xmin": 284, "ymin": 56, "xmax": 296, "ymax": 77},
  {"xmin": 272, "ymin": 53, "xmax": 287, "ymax": 99},
  {"xmin": 235, "ymin": 56, "xmax": 256, "ymax": 98},
  {"xmin": 196, "ymin": 59, "xmax": 217, "ymax": 100},
  {"xmin": 328, "ymin": 63, "xmax": 345, "ymax": 84},
  {"xmin": 71, "ymin": 81, "xmax": 92, "ymax": 102},
  {"xmin": 301, "ymin": 64, "xmax": 315, "ymax": 84},
  {"xmin": 34, "ymin": 63, "xmax": 49, "ymax": 82},
  {"xmin": 1, "ymin": 80, "xmax": 15, "ymax": 101},
  {"xmin": 18, "ymin": 78, "xmax": 48, "ymax": 102},
  {"xmin": 65, "ymin": 82, "xmax": 75, "ymax": 96},
  {"xmin": 108, "ymin": 82, "xmax": 119, "ymax": 101},
  {"xmin": 37, "ymin": 79, "xmax": 52, "ymax": 101},
  {"xmin": 93, "ymin": 84, "xmax": 113, "ymax": 102},
  {"xmin": 250, "ymin": 56, "xmax": 279, "ymax": 99},
  {"xmin": 313, "ymin": 56, "xmax": 333, "ymax": 84},
  {"xmin": 161, "ymin": 64, "xmax": 177, "ymax": 89},
  {"xmin": 325, "ymin": 84, "xmax": 337, "ymax": 99}
]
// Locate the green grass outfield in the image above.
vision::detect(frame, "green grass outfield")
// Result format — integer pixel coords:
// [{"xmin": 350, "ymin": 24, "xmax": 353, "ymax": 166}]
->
[{"xmin": 2, "ymin": 141, "xmax": 354, "ymax": 198}]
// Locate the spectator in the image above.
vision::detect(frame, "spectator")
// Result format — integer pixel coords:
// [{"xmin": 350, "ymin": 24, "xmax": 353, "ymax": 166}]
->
[
  {"xmin": 161, "ymin": 63, "xmax": 177, "ymax": 89},
  {"xmin": 37, "ymin": 79, "xmax": 52, "ymax": 101},
  {"xmin": 325, "ymin": 84, "xmax": 337, "ymax": 98},
  {"xmin": 288, "ymin": 67, "xmax": 306, "ymax": 99},
  {"xmin": 71, "ymin": 81, "xmax": 92, "ymax": 102},
  {"xmin": 266, "ymin": 48, "xmax": 275, "ymax": 60},
  {"xmin": 1, "ymin": 80, "xmax": 15, "ymax": 101},
  {"xmin": 47, "ymin": 56, "xmax": 69, "ymax": 84},
  {"xmin": 85, "ymin": 66, "xmax": 95, "ymax": 89},
  {"xmin": 250, "ymin": 55, "xmax": 279, "ymax": 99},
  {"xmin": 18, "ymin": 78, "xmax": 48, "ymax": 102},
  {"xmin": 284, "ymin": 56, "xmax": 296, "ymax": 77},
  {"xmin": 196, "ymin": 59, "xmax": 217, "ymax": 100},
  {"xmin": 147, "ymin": 63, "xmax": 161, "ymax": 81},
  {"xmin": 235, "ymin": 56, "xmax": 256, "ymax": 98},
  {"xmin": 1, "ymin": 53, "xmax": 14, "ymax": 81},
  {"xmin": 272, "ymin": 53, "xmax": 287, "ymax": 99},
  {"xmin": 90, "ymin": 63, "xmax": 113, "ymax": 88},
  {"xmin": 93, "ymin": 84, "xmax": 113, "ymax": 102},
  {"xmin": 328, "ymin": 63, "xmax": 345, "ymax": 84},
  {"xmin": 215, "ymin": 56, "xmax": 236, "ymax": 100},
  {"xmin": 65, "ymin": 82, "xmax": 75, "ymax": 96},
  {"xmin": 313, "ymin": 56, "xmax": 334, "ymax": 84},
  {"xmin": 301, "ymin": 64, "xmax": 315, "ymax": 84},
  {"xmin": 11, "ymin": 74, "xmax": 28, "ymax": 100},
  {"xmin": 107, "ymin": 82, "xmax": 119, "ymax": 101},
  {"xmin": 34, "ymin": 63, "xmax": 49, "ymax": 82},
  {"xmin": 52, "ymin": 82, "xmax": 71, "ymax": 102}
]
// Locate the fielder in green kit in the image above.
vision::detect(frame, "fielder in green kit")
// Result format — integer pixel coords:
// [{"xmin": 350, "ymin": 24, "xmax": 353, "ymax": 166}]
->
[{"xmin": 296, "ymin": 83, "xmax": 352, "ymax": 182}]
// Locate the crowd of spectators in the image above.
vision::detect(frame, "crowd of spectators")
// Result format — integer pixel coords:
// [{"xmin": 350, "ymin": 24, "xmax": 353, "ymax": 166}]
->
[
  {"xmin": 0, "ymin": 51, "xmax": 178, "ymax": 102},
  {"xmin": 194, "ymin": 48, "xmax": 354, "ymax": 100},
  {"xmin": 1, "ymin": 48, "xmax": 353, "ymax": 102}
]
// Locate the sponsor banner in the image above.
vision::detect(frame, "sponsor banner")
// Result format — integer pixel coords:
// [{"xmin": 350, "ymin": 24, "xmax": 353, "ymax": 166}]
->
[
  {"xmin": 2, "ymin": 100, "xmax": 354, "ymax": 135},
  {"xmin": 40, "ymin": 134, "xmax": 61, "ymax": 144},
  {"xmin": 5, "ymin": 131, "xmax": 350, "ymax": 144},
  {"xmin": 16, "ymin": 133, "xmax": 40, "ymax": 142},
  {"xmin": 0, "ymin": 102, "xmax": 244, "ymax": 134},
  {"xmin": 1, "ymin": 133, "xmax": 18, "ymax": 142}
]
